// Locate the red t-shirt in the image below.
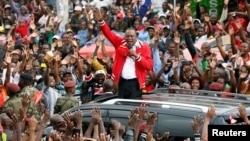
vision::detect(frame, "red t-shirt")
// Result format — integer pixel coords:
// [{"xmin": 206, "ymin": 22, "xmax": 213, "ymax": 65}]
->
[
  {"xmin": 15, "ymin": 23, "xmax": 30, "ymax": 38},
  {"xmin": 142, "ymin": 84, "xmax": 155, "ymax": 93}
]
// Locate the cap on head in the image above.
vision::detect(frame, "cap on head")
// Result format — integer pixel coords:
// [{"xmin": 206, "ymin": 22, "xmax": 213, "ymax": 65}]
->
[
  {"xmin": 116, "ymin": 13, "xmax": 123, "ymax": 19},
  {"xmin": 6, "ymin": 83, "xmax": 20, "ymax": 93},
  {"xmin": 146, "ymin": 26, "xmax": 155, "ymax": 31},
  {"xmin": 66, "ymin": 29, "xmax": 73, "ymax": 33},
  {"xmin": 20, "ymin": 73, "xmax": 33, "ymax": 82},
  {"xmin": 95, "ymin": 70, "xmax": 106, "ymax": 76},
  {"xmin": 64, "ymin": 80, "xmax": 76, "ymax": 88},
  {"xmin": 4, "ymin": 4, "xmax": 11, "ymax": 9},
  {"xmin": 74, "ymin": 6, "xmax": 82, "ymax": 11},
  {"xmin": 209, "ymin": 82, "xmax": 224, "ymax": 91},
  {"xmin": 52, "ymin": 35, "xmax": 61, "ymax": 40}
]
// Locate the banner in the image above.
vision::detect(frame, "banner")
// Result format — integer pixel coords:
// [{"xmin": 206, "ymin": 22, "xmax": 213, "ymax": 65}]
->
[{"xmin": 190, "ymin": 0, "xmax": 224, "ymax": 19}]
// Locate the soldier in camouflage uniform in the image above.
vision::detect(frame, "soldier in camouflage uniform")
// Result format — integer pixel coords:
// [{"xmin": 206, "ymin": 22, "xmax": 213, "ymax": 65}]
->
[
  {"xmin": 2, "ymin": 83, "xmax": 21, "ymax": 116},
  {"xmin": 18, "ymin": 73, "xmax": 43, "ymax": 120},
  {"xmin": 54, "ymin": 81, "xmax": 79, "ymax": 114}
]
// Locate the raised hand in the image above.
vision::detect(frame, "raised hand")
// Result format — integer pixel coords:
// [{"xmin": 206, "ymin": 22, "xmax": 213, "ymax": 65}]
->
[
  {"xmin": 93, "ymin": 9, "xmax": 103, "ymax": 22},
  {"xmin": 28, "ymin": 117, "xmax": 38, "ymax": 131},
  {"xmin": 72, "ymin": 133, "xmax": 81, "ymax": 141},
  {"xmin": 226, "ymin": 64, "xmax": 234, "ymax": 72},
  {"xmin": 4, "ymin": 53, "xmax": 11, "ymax": 64},
  {"xmin": 228, "ymin": 26, "xmax": 234, "ymax": 35},
  {"xmin": 192, "ymin": 115, "xmax": 204, "ymax": 133},
  {"xmin": 174, "ymin": 32, "xmax": 180, "ymax": 44},
  {"xmin": 100, "ymin": 133, "xmax": 110, "ymax": 141},
  {"xmin": 41, "ymin": 109, "xmax": 50, "ymax": 124},
  {"xmin": 204, "ymin": 15, "xmax": 210, "ymax": 23},
  {"xmin": 238, "ymin": 105, "xmax": 250, "ymax": 125},
  {"xmin": 173, "ymin": 58, "xmax": 179, "ymax": 69},
  {"xmin": 128, "ymin": 112, "xmax": 140, "ymax": 129},
  {"xmin": 91, "ymin": 107, "xmax": 102, "ymax": 125},
  {"xmin": 167, "ymin": 3, "xmax": 173, "ymax": 10},
  {"xmin": 112, "ymin": 120, "xmax": 121, "ymax": 130},
  {"xmin": 147, "ymin": 112, "xmax": 157, "ymax": 125},
  {"xmin": 135, "ymin": 105, "xmax": 147, "ymax": 120},
  {"xmin": 74, "ymin": 110, "xmax": 83, "ymax": 126},
  {"xmin": 206, "ymin": 105, "xmax": 216, "ymax": 120},
  {"xmin": 185, "ymin": 21, "xmax": 192, "ymax": 30},
  {"xmin": 224, "ymin": 0, "xmax": 229, "ymax": 6},
  {"xmin": 49, "ymin": 131, "xmax": 63, "ymax": 141}
]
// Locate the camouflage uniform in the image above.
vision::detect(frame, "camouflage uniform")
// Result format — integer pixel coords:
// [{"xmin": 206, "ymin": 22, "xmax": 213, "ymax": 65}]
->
[
  {"xmin": 54, "ymin": 95, "xmax": 79, "ymax": 114},
  {"xmin": 18, "ymin": 86, "xmax": 43, "ymax": 120},
  {"xmin": 2, "ymin": 96, "xmax": 22, "ymax": 116}
]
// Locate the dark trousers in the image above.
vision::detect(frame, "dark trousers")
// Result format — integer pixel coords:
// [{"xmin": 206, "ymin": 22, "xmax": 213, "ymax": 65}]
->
[{"xmin": 118, "ymin": 77, "xmax": 142, "ymax": 99}]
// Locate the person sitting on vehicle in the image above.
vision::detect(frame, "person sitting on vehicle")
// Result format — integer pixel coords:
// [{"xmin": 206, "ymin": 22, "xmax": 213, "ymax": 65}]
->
[{"xmin": 54, "ymin": 81, "xmax": 79, "ymax": 114}]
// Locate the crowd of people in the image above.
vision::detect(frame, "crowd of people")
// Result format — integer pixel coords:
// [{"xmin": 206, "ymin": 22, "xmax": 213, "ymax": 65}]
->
[{"xmin": 0, "ymin": 0, "xmax": 249, "ymax": 140}]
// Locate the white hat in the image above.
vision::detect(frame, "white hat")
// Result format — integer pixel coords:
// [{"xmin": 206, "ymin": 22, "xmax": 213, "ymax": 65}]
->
[
  {"xmin": 193, "ymin": 19, "xmax": 201, "ymax": 24},
  {"xmin": 4, "ymin": 4, "xmax": 11, "ymax": 9},
  {"xmin": 74, "ymin": 5, "xmax": 82, "ymax": 11},
  {"xmin": 95, "ymin": 70, "xmax": 106, "ymax": 75},
  {"xmin": 52, "ymin": 35, "xmax": 61, "ymax": 40}
]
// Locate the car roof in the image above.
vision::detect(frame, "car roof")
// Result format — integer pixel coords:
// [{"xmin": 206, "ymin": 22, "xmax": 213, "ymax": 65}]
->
[
  {"xmin": 88, "ymin": 88, "xmax": 250, "ymax": 114},
  {"xmin": 145, "ymin": 88, "xmax": 250, "ymax": 107}
]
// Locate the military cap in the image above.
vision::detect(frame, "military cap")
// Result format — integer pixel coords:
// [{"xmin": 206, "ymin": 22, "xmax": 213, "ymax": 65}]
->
[
  {"xmin": 64, "ymin": 81, "xmax": 76, "ymax": 88},
  {"xmin": 6, "ymin": 83, "xmax": 20, "ymax": 93}
]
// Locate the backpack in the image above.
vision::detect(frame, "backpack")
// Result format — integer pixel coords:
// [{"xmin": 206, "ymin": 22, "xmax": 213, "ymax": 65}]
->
[
  {"xmin": 54, "ymin": 96, "xmax": 78, "ymax": 114},
  {"xmin": 2, "ymin": 97, "xmax": 22, "ymax": 116}
]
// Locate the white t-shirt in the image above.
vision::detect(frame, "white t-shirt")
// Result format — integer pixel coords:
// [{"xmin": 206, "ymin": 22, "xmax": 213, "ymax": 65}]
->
[{"xmin": 90, "ymin": 0, "xmax": 112, "ymax": 9}]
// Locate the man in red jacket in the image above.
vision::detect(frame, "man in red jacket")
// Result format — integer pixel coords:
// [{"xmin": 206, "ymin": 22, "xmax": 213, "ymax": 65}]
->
[{"xmin": 94, "ymin": 9, "xmax": 153, "ymax": 99}]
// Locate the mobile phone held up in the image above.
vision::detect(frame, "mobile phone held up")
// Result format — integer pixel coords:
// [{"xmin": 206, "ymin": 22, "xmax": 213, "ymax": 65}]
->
[{"xmin": 72, "ymin": 128, "xmax": 81, "ymax": 137}]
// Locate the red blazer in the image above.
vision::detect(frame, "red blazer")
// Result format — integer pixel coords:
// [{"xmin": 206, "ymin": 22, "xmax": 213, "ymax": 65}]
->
[{"xmin": 99, "ymin": 21, "xmax": 153, "ymax": 89}]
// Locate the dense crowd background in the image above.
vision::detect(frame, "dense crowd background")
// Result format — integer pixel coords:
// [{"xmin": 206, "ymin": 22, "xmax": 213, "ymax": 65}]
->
[{"xmin": 0, "ymin": 0, "xmax": 250, "ymax": 140}]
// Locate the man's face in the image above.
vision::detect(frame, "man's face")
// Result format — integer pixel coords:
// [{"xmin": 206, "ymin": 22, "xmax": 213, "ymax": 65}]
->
[
  {"xmin": 210, "ymin": 15, "xmax": 217, "ymax": 25},
  {"xmin": 197, "ymin": 28, "xmax": 204, "ymax": 37},
  {"xmin": 49, "ymin": 76, "xmax": 55, "ymax": 87},
  {"xmin": 11, "ymin": 53, "xmax": 19, "ymax": 63},
  {"xmin": 62, "ymin": 74, "xmax": 73, "ymax": 82},
  {"xmin": 168, "ymin": 43, "xmax": 175, "ymax": 54},
  {"xmin": 125, "ymin": 29, "xmax": 137, "ymax": 45},
  {"xmin": 240, "ymin": 43, "xmax": 249, "ymax": 55},
  {"xmin": 42, "ymin": 45, "xmax": 50, "ymax": 54},
  {"xmin": 163, "ymin": 28, "xmax": 170, "ymax": 37},
  {"xmin": 148, "ymin": 29, "xmax": 154, "ymax": 36},
  {"xmin": 201, "ymin": 44, "xmax": 210, "ymax": 56},
  {"xmin": 95, "ymin": 74, "xmax": 105, "ymax": 84}
]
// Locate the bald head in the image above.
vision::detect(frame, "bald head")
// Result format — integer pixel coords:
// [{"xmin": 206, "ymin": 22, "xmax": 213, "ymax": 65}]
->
[{"xmin": 103, "ymin": 79, "xmax": 114, "ymax": 92}]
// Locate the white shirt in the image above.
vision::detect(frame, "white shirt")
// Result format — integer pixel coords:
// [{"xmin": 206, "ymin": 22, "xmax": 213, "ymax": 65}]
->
[
  {"xmin": 38, "ymin": 15, "xmax": 52, "ymax": 27},
  {"xmin": 121, "ymin": 41, "xmax": 140, "ymax": 79},
  {"xmin": 2, "ymin": 68, "xmax": 20, "ymax": 84},
  {"xmin": 90, "ymin": 0, "xmax": 112, "ymax": 9}
]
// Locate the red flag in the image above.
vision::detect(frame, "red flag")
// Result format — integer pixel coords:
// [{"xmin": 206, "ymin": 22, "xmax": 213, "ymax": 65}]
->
[
  {"xmin": 229, "ymin": 113, "xmax": 237, "ymax": 124},
  {"xmin": 0, "ymin": 93, "xmax": 4, "ymax": 108},
  {"xmin": 34, "ymin": 91, "xmax": 43, "ymax": 105}
]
